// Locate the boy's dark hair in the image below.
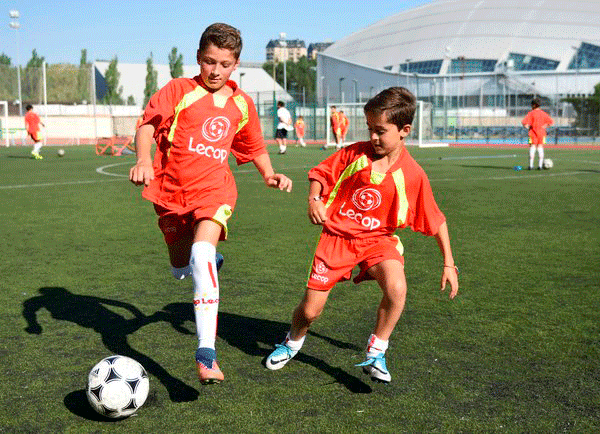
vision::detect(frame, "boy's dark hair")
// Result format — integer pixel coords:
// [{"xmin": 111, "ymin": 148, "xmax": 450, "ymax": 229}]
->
[
  {"xmin": 26, "ymin": 104, "xmax": 33, "ymax": 111},
  {"xmin": 364, "ymin": 87, "xmax": 416, "ymax": 128},
  {"xmin": 531, "ymin": 97, "xmax": 541, "ymax": 109},
  {"xmin": 277, "ymin": 101, "xmax": 285, "ymax": 108},
  {"xmin": 199, "ymin": 23, "xmax": 242, "ymax": 59}
]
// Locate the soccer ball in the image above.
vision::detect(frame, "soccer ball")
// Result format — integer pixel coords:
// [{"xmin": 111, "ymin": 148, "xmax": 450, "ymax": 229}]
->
[
  {"xmin": 542, "ymin": 158, "xmax": 553, "ymax": 169},
  {"xmin": 57, "ymin": 149, "xmax": 65, "ymax": 157},
  {"xmin": 87, "ymin": 355, "xmax": 149, "ymax": 418}
]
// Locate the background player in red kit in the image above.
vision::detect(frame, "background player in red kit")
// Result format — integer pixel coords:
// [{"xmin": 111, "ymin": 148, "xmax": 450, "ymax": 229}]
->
[
  {"xmin": 130, "ymin": 23, "xmax": 292, "ymax": 385},
  {"xmin": 24, "ymin": 104, "xmax": 45, "ymax": 160},
  {"xmin": 266, "ymin": 87, "xmax": 458, "ymax": 383},
  {"xmin": 522, "ymin": 97, "xmax": 554, "ymax": 170}
]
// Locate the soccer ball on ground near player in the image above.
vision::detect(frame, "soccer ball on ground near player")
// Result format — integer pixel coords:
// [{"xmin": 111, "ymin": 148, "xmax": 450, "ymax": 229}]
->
[
  {"xmin": 542, "ymin": 158, "xmax": 553, "ymax": 169},
  {"xmin": 57, "ymin": 149, "xmax": 65, "ymax": 157},
  {"xmin": 87, "ymin": 355, "xmax": 149, "ymax": 418}
]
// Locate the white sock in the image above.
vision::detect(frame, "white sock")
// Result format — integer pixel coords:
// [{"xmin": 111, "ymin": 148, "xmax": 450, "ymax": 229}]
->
[
  {"xmin": 284, "ymin": 332, "xmax": 305, "ymax": 351},
  {"xmin": 366, "ymin": 334, "xmax": 389, "ymax": 358},
  {"xmin": 171, "ymin": 265, "xmax": 192, "ymax": 280},
  {"xmin": 300, "ymin": 138, "xmax": 306, "ymax": 147},
  {"xmin": 33, "ymin": 143, "xmax": 42, "ymax": 153},
  {"xmin": 537, "ymin": 146, "xmax": 544, "ymax": 168},
  {"xmin": 190, "ymin": 241, "xmax": 219, "ymax": 349},
  {"xmin": 279, "ymin": 144, "xmax": 287, "ymax": 153},
  {"xmin": 529, "ymin": 146, "xmax": 535, "ymax": 168}
]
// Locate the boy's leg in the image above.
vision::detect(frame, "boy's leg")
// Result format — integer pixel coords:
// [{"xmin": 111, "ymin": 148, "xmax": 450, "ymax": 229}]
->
[
  {"xmin": 537, "ymin": 145, "xmax": 544, "ymax": 169},
  {"xmin": 528, "ymin": 145, "xmax": 536, "ymax": 170},
  {"xmin": 356, "ymin": 259, "xmax": 406, "ymax": 383},
  {"xmin": 266, "ymin": 288, "xmax": 330, "ymax": 370},
  {"xmin": 186, "ymin": 219, "xmax": 224, "ymax": 384}
]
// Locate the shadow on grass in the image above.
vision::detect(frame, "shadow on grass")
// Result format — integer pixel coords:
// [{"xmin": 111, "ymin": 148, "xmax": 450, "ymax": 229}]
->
[
  {"xmin": 23, "ymin": 287, "xmax": 199, "ymax": 416},
  {"xmin": 162, "ymin": 303, "xmax": 372, "ymax": 394}
]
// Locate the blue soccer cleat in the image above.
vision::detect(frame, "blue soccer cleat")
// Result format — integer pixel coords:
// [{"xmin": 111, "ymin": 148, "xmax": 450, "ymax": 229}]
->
[
  {"xmin": 215, "ymin": 252, "xmax": 224, "ymax": 271},
  {"xmin": 356, "ymin": 353, "xmax": 392, "ymax": 384},
  {"xmin": 265, "ymin": 343, "xmax": 297, "ymax": 370}
]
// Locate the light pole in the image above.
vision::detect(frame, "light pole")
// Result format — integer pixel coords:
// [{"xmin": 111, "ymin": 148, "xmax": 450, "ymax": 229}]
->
[
  {"xmin": 9, "ymin": 9, "xmax": 22, "ymax": 116},
  {"xmin": 405, "ymin": 58, "xmax": 412, "ymax": 88},
  {"xmin": 339, "ymin": 77, "xmax": 345, "ymax": 103},
  {"xmin": 352, "ymin": 79, "xmax": 358, "ymax": 103},
  {"xmin": 239, "ymin": 72, "xmax": 245, "ymax": 89},
  {"xmin": 279, "ymin": 32, "xmax": 287, "ymax": 92}
]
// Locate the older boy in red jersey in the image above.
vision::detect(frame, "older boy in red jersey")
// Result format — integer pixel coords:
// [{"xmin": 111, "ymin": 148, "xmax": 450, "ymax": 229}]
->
[
  {"xmin": 266, "ymin": 87, "xmax": 458, "ymax": 383},
  {"xmin": 130, "ymin": 23, "xmax": 292, "ymax": 385},
  {"xmin": 339, "ymin": 109, "xmax": 349, "ymax": 144},
  {"xmin": 24, "ymin": 104, "xmax": 45, "ymax": 159},
  {"xmin": 522, "ymin": 97, "xmax": 554, "ymax": 170},
  {"xmin": 323, "ymin": 105, "xmax": 342, "ymax": 150}
]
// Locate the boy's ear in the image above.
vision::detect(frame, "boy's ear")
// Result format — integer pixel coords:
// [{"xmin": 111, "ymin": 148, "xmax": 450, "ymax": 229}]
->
[
  {"xmin": 400, "ymin": 123, "xmax": 411, "ymax": 137},
  {"xmin": 196, "ymin": 49, "xmax": 201, "ymax": 65}
]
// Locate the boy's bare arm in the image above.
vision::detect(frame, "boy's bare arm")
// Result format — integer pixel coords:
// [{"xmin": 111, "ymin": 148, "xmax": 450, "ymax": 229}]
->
[
  {"xmin": 434, "ymin": 221, "xmax": 459, "ymax": 299},
  {"xmin": 307, "ymin": 180, "xmax": 327, "ymax": 225},
  {"xmin": 252, "ymin": 153, "xmax": 292, "ymax": 192},
  {"xmin": 129, "ymin": 124, "xmax": 155, "ymax": 186}
]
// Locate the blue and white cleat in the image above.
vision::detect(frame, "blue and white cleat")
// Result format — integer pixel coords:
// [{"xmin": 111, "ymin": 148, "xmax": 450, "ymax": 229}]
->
[
  {"xmin": 265, "ymin": 343, "xmax": 297, "ymax": 370},
  {"xmin": 215, "ymin": 252, "xmax": 224, "ymax": 271},
  {"xmin": 356, "ymin": 353, "xmax": 391, "ymax": 384}
]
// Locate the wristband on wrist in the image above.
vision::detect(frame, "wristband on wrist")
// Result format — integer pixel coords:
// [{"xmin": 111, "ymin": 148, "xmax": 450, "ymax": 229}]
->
[{"xmin": 444, "ymin": 265, "xmax": 459, "ymax": 274}]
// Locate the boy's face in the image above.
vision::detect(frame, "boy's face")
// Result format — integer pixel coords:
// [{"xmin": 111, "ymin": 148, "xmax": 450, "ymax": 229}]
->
[
  {"xmin": 197, "ymin": 43, "xmax": 240, "ymax": 91},
  {"xmin": 365, "ymin": 111, "xmax": 411, "ymax": 157}
]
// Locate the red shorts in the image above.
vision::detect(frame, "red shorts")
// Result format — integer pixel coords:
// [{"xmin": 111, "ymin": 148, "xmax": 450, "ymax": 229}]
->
[
  {"xmin": 154, "ymin": 203, "xmax": 232, "ymax": 245},
  {"xmin": 306, "ymin": 231, "xmax": 404, "ymax": 291},
  {"xmin": 528, "ymin": 130, "xmax": 546, "ymax": 145},
  {"xmin": 29, "ymin": 131, "xmax": 42, "ymax": 142}
]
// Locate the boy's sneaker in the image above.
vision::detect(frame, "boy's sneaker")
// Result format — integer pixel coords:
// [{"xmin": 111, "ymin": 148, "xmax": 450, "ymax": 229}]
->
[
  {"xmin": 356, "ymin": 353, "xmax": 391, "ymax": 384},
  {"xmin": 215, "ymin": 252, "xmax": 224, "ymax": 271},
  {"xmin": 195, "ymin": 347, "xmax": 224, "ymax": 384},
  {"xmin": 265, "ymin": 343, "xmax": 297, "ymax": 370},
  {"xmin": 31, "ymin": 151, "xmax": 43, "ymax": 160}
]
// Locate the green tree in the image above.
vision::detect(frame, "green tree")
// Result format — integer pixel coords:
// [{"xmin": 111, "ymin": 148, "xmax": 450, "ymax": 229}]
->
[
  {"xmin": 263, "ymin": 57, "xmax": 317, "ymax": 103},
  {"xmin": 0, "ymin": 53, "xmax": 11, "ymax": 65},
  {"xmin": 103, "ymin": 56, "xmax": 124, "ymax": 105},
  {"xmin": 77, "ymin": 49, "xmax": 90, "ymax": 103},
  {"xmin": 26, "ymin": 49, "xmax": 44, "ymax": 68},
  {"xmin": 144, "ymin": 52, "xmax": 158, "ymax": 107},
  {"xmin": 169, "ymin": 47, "xmax": 184, "ymax": 78},
  {"xmin": 563, "ymin": 82, "xmax": 600, "ymax": 134}
]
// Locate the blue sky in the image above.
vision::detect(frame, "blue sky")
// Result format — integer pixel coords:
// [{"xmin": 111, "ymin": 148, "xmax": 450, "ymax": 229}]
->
[{"xmin": 2, "ymin": 0, "xmax": 433, "ymax": 66}]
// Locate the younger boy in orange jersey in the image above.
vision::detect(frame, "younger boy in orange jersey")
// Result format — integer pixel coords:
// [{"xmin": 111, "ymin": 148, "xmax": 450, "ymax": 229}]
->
[
  {"xmin": 323, "ymin": 105, "xmax": 342, "ymax": 150},
  {"xmin": 266, "ymin": 87, "xmax": 459, "ymax": 383},
  {"xmin": 522, "ymin": 97, "xmax": 554, "ymax": 170},
  {"xmin": 130, "ymin": 23, "xmax": 292, "ymax": 385},
  {"xmin": 24, "ymin": 105, "xmax": 45, "ymax": 159},
  {"xmin": 294, "ymin": 115, "xmax": 306, "ymax": 147}
]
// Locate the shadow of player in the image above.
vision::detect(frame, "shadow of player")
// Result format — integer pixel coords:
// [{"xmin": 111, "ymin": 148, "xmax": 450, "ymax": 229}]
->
[
  {"xmin": 22, "ymin": 287, "xmax": 199, "ymax": 404},
  {"xmin": 161, "ymin": 302, "xmax": 372, "ymax": 394}
]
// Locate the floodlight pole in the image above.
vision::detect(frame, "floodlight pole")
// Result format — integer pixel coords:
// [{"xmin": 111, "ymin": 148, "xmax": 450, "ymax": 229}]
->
[
  {"xmin": 279, "ymin": 33, "xmax": 287, "ymax": 92},
  {"xmin": 339, "ymin": 77, "xmax": 345, "ymax": 103},
  {"xmin": 9, "ymin": 10, "xmax": 22, "ymax": 116}
]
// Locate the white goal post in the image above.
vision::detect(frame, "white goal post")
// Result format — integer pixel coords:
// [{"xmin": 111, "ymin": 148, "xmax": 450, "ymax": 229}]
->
[{"xmin": 0, "ymin": 101, "xmax": 8, "ymax": 147}]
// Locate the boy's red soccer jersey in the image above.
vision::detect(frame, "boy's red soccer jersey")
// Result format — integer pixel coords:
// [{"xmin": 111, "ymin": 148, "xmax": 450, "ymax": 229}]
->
[
  {"xmin": 140, "ymin": 76, "xmax": 267, "ymax": 215},
  {"xmin": 522, "ymin": 108, "xmax": 553, "ymax": 144},
  {"xmin": 24, "ymin": 111, "xmax": 41, "ymax": 135},
  {"xmin": 295, "ymin": 119, "xmax": 305, "ymax": 137},
  {"xmin": 308, "ymin": 141, "xmax": 445, "ymax": 241}
]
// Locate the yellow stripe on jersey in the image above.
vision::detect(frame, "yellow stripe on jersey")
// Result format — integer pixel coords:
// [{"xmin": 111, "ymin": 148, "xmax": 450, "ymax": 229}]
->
[
  {"xmin": 370, "ymin": 170, "xmax": 386, "ymax": 185},
  {"xmin": 167, "ymin": 86, "xmax": 209, "ymax": 143},
  {"xmin": 325, "ymin": 155, "xmax": 369, "ymax": 208},
  {"xmin": 392, "ymin": 234, "xmax": 404, "ymax": 256},
  {"xmin": 391, "ymin": 168, "xmax": 409, "ymax": 226},
  {"xmin": 232, "ymin": 95, "xmax": 249, "ymax": 133}
]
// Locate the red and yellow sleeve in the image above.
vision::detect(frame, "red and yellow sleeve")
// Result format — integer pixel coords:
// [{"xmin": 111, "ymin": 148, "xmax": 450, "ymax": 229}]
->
[{"xmin": 231, "ymin": 94, "xmax": 267, "ymax": 165}]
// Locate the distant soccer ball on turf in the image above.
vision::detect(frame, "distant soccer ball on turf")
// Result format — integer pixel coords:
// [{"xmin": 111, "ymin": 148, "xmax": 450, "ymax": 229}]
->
[
  {"xmin": 542, "ymin": 158, "xmax": 553, "ymax": 169},
  {"xmin": 87, "ymin": 355, "xmax": 149, "ymax": 419},
  {"xmin": 57, "ymin": 149, "xmax": 65, "ymax": 157}
]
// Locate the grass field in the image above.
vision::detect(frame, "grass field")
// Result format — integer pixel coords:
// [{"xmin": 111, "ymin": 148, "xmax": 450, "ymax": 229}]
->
[{"xmin": 0, "ymin": 144, "xmax": 599, "ymax": 433}]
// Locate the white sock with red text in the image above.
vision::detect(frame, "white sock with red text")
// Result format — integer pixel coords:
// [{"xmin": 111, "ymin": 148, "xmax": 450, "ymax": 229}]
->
[
  {"xmin": 190, "ymin": 241, "xmax": 219, "ymax": 350},
  {"xmin": 529, "ymin": 146, "xmax": 535, "ymax": 168},
  {"xmin": 366, "ymin": 334, "xmax": 389, "ymax": 358},
  {"xmin": 284, "ymin": 332, "xmax": 305, "ymax": 351}
]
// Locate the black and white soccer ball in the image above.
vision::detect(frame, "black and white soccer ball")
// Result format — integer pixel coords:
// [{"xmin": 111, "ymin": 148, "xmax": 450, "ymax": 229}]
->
[
  {"xmin": 542, "ymin": 158, "xmax": 554, "ymax": 169},
  {"xmin": 87, "ymin": 355, "xmax": 149, "ymax": 418}
]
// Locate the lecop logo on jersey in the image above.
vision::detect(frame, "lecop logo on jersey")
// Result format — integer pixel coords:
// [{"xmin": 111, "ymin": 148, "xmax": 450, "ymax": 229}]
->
[
  {"xmin": 202, "ymin": 116, "xmax": 231, "ymax": 142},
  {"xmin": 188, "ymin": 137, "xmax": 228, "ymax": 163},
  {"xmin": 315, "ymin": 261, "xmax": 329, "ymax": 275},
  {"xmin": 352, "ymin": 187, "xmax": 382, "ymax": 211},
  {"xmin": 311, "ymin": 261, "xmax": 329, "ymax": 284}
]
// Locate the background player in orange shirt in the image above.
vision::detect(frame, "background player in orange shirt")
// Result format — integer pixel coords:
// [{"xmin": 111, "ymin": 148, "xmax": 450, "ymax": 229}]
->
[
  {"xmin": 130, "ymin": 23, "xmax": 292, "ymax": 385},
  {"xmin": 522, "ymin": 97, "xmax": 554, "ymax": 170},
  {"xmin": 339, "ymin": 109, "xmax": 349, "ymax": 144},
  {"xmin": 266, "ymin": 87, "xmax": 459, "ymax": 383},
  {"xmin": 323, "ymin": 105, "xmax": 342, "ymax": 150},
  {"xmin": 24, "ymin": 104, "xmax": 45, "ymax": 160},
  {"xmin": 294, "ymin": 115, "xmax": 306, "ymax": 147}
]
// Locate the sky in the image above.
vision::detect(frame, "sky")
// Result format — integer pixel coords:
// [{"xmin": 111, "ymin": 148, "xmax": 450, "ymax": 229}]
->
[{"xmin": 1, "ymin": 0, "xmax": 433, "ymax": 66}]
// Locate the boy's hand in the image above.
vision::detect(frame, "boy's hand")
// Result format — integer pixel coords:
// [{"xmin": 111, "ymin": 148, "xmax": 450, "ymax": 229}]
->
[
  {"xmin": 441, "ymin": 265, "xmax": 459, "ymax": 299},
  {"xmin": 265, "ymin": 173, "xmax": 292, "ymax": 192},
  {"xmin": 308, "ymin": 200, "xmax": 327, "ymax": 225},
  {"xmin": 129, "ymin": 161, "xmax": 154, "ymax": 186}
]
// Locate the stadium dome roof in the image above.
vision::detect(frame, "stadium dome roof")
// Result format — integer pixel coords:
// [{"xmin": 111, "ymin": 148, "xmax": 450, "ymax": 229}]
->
[{"xmin": 324, "ymin": 0, "xmax": 600, "ymax": 75}]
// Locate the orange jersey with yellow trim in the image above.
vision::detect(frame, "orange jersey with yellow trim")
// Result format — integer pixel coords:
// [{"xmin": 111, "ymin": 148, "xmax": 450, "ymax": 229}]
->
[
  {"xmin": 339, "ymin": 112, "xmax": 349, "ymax": 134},
  {"xmin": 308, "ymin": 141, "xmax": 445, "ymax": 241},
  {"xmin": 330, "ymin": 111, "xmax": 341, "ymax": 134},
  {"xmin": 140, "ymin": 76, "xmax": 266, "ymax": 214},
  {"xmin": 295, "ymin": 119, "xmax": 305, "ymax": 137},
  {"xmin": 24, "ymin": 111, "xmax": 41, "ymax": 135},
  {"xmin": 522, "ymin": 108, "xmax": 553, "ymax": 142}
]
